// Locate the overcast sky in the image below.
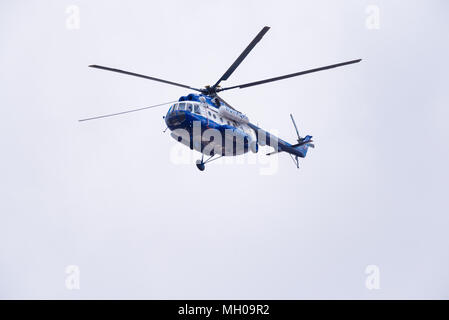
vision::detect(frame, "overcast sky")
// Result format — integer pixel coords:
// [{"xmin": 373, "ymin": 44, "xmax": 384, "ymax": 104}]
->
[{"xmin": 1, "ymin": 0, "xmax": 448, "ymax": 299}]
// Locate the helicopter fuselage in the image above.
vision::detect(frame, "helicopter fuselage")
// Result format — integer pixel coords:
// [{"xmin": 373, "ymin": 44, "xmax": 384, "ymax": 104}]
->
[{"xmin": 165, "ymin": 93, "xmax": 257, "ymax": 156}]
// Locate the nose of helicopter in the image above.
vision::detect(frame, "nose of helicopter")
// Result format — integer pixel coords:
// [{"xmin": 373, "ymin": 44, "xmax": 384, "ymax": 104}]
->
[{"xmin": 165, "ymin": 108, "xmax": 186, "ymax": 129}]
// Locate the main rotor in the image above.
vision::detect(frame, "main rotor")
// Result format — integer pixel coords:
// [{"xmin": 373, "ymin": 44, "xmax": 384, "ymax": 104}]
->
[
  {"xmin": 89, "ymin": 26, "xmax": 361, "ymax": 97},
  {"xmin": 83, "ymin": 26, "xmax": 361, "ymax": 121}
]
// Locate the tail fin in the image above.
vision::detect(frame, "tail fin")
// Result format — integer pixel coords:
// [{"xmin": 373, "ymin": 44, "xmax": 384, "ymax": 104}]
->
[{"xmin": 294, "ymin": 135, "xmax": 314, "ymax": 157}]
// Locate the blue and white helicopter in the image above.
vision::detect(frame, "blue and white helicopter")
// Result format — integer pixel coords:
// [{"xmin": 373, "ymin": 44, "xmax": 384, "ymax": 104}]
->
[{"xmin": 80, "ymin": 26, "xmax": 361, "ymax": 171}]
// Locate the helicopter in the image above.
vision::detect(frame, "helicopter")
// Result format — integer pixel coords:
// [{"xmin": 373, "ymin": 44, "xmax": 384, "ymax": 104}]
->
[{"xmin": 80, "ymin": 26, "xmax": 361, "ymax": 171}]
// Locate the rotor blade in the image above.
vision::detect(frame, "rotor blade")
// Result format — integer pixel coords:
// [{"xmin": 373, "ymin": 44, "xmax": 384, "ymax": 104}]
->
[
  {"xmin": 89, "ymin": 65, "xmax": 203, "ymax": 92},
  {"xmin": 218, "ymin": 59, "xmax": 362, "ymax": 91},
  {"xmin": 78, "ymin": 100, "xmax": 177, "ymax": 122},
  {"xmin": 212, "ymin": 26, "xmax": 270, "ymax": 89},
  {"xmin": 290, "ymin": 113, "xmax": 301, "ymax": 141}
]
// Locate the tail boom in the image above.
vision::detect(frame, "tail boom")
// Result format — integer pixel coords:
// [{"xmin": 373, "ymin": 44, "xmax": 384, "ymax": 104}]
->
[{"xmin": 248, "ymin": 122, "xmax": 314, "ymax": 158}]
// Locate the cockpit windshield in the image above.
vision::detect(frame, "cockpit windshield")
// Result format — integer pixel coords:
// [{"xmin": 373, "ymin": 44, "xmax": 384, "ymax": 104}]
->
[{"xmin": 169, "ymin": 102, "xmax": 201, "ymax": 114}]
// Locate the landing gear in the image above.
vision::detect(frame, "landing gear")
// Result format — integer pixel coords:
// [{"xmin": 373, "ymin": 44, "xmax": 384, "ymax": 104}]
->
[
  {"xmin": 196, "ymin": 154, "xmax": 206, "ymax": 171},
  {"xmin": 196, "ymin": 160, "xmax": 205, "ymax": 171},
  {"xmin": 195, "ymin": 153, "xmax": 223, "ymax": 171}
]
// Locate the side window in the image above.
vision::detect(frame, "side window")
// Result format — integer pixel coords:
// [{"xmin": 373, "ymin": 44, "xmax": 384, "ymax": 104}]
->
[
  {"xmin": 179, "ymin": 102, "xmax": 186, "ymax": 110},
  {"xmin": 187, "ymin": 103, "xmax": 192, "ymax": 112},
  {"xmin": 227, "ymin": 120, "xmax": 231, "ymax": 125},
  {"xmin": 212, "ymin": 113, "xmax": 216, "ymax": 119},
  {"xmin": 220, "ymin": 117, "xmax": 223, "ymax": 123},
  {"xmin": 194, "ymin": 105, "xmax": 201, "ymax": 114},
  {"xmin": 208, "ymin": 111, "xmax": 212, "ymax": 117}
]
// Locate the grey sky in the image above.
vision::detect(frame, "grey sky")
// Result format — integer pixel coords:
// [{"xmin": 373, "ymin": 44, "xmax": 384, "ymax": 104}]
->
[{"xmin": 1, "ymin": 0, "xmax": 448, "ymax": 299}]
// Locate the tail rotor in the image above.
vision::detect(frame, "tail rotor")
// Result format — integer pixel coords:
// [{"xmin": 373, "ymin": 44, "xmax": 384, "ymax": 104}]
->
[
  {"xmin": 290, "ymin": 113, "xmax": 302, "ymax": 143},
  {"xmin": 288, "ymin": 114, "xmax": 315, "ymax": 168},
  {"xmin": 290, "ymin": 113, "xmax": 314, "ymax": 149}
]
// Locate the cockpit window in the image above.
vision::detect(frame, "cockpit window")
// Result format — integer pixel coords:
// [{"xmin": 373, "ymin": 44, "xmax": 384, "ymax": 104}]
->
[
  {"xmin": 194, "ymin": 105, "xmax": 201, "ymax": 115},
  {"xmin": 187, "ymin": 103, "xmax": 192, "ymax": 112},
  {"xmin": 179, "ymin": 102, "xmax": 186, "ymax": 111}
]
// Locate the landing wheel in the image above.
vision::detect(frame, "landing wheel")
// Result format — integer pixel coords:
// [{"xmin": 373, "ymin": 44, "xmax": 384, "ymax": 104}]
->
[{"xmin": 196, "ymin": 160, "xmax": 205, "ymax": 171}]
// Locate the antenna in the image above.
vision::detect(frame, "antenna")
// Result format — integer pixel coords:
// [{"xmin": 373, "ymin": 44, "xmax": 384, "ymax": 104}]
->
[{"xmin": 78, "ymin": 100, "xmax": 177, "ymax": 122}]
